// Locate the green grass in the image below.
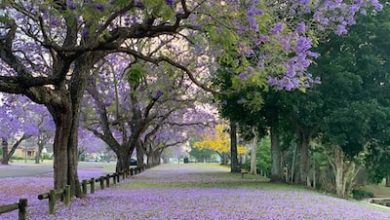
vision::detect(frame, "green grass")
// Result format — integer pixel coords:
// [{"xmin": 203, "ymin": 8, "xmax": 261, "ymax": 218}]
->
[
  {"xmin": 119, "ymin": 170, "xmax": 308, "ymax": 191},
  {"xmin": 361, "ymin": 184, "xmax": 390, "ymax": 198}
]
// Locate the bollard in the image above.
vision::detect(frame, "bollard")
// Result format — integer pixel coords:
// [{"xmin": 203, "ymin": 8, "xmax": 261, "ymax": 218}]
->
[
  {"xmin": 64, "ymin": 185, "xmax": 71, "ymax": 206},
  {"xmin": 82, "ymin": 180, "xmax": 88, "ymax": 196},
  {"xmin": 106, "ymin": 174, "xmax": 110, "ymax": 187},
  {"xmin": 90, "ymin": 178, "xmax": 95, "ymax": 194},
  {"xmin": 18, "ymin": 198, "xmax": 27, "ymax": 220},
  {"xmin": 99, "ymin": 176, "xmax": 105, "ymax": 190},
  {"xmin": 49, "ymin": 190, "xmax": 56, "ymax": 214}
]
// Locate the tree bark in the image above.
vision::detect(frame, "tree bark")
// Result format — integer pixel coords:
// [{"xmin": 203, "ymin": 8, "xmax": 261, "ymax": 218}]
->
[
  {"xmin": 230, "ymin": 121, "xmax": 240, "ymax": 173},
  {"xmin": 298, "ymin": 130, "xmax": 311, "ymax": 186},
  {"xmin": 35, "ymin": 141, "xmax": 45, "ymax": 164},
  {"xmin": 147, "ymin": 152, "xmax": 153, "ymax": 166},
  {"xmin": 1, "ymin": 139, "xmax": 9, "ymax": 165},
  {"xmin": 115, "ymin": 150, "xmax": 130, "ymax": 172},
  {"xmin": 270, "ymin": 118, "xmax": 283, "ymax": 182},
  {"xmin": 291, "ymin": 144, "xmax": 297, "ymax": 183},
  {"xmin": 250, "ymin": 129, "xmax": 258, "ymax": 175},
  {"xmin": 152, "ymin": 151, "xmax": 160, "ymax": 165},
  {"xmin": 386, "ymin": 176, "xmax": 390, "ymax": 187},
  {"xmin": 50, "ymin": 108, "xmax": 73, "ymax": 191},
  {"xmin": 312, "ymin": 152, "xmax": 316, "ymax": 189},
  {"xmin": 136, "ymin": 142, "xmax": 145, "ymax": 167},
  {"xmin": 1, "ymin": 136, "xmax": 28, "ymax": 165},
  {"xmin": 333, "ymin": 146, "xmax": 345, "ymax": 198}
]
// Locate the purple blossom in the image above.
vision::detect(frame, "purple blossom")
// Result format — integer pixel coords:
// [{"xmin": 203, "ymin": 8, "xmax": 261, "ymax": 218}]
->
[
  {"xmin": 66, "ymin": 0, "xmax": 76, "ymax": 10},
  {"xmin": 255, "ymin": 35, "xmax": 269, "ymax": 46},
  {"xmin": 238, "ymin": 73, "xmax": 247, "ymax": 80},
  {"xmin": 270, "ymin": 23, "xmax": 284, "ymax": 34},
  {"xmin": 155, "ymin": 90, "xmax": 163, "ymax": 99},
  {"xmin": 295, "ymin": 37, "xmax": 312, "ymax": 53},
  {"xmin": 296, "ymin": 22, "xmax": 306, "ymax": 33},
  {"xmin": 336, "ymin": 24, "xmax": 348, "ymax": 35},
  {"xmin": 94, "ymin": 3, "xmax": 105, "ymax": 12},
  {"xmin": 82, "ymin": 29, "xmax": 89, "ymax": 38},
  {"xmin": 166, "ymin": 0, "xmax": 175, "ymax": 6}
]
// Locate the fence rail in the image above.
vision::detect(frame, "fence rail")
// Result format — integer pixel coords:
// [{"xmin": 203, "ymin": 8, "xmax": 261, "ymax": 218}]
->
[
  {"xmin": 36, "ymin": 165, "xmax": 153, "ymax": 215},
  {"xmin": 0, "ymin": 198, "xmax": 28, "ymax": 220}
]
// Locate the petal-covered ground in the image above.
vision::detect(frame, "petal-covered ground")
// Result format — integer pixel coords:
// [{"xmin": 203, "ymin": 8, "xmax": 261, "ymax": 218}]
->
[{"xmin": 1, "ymin": 164, "xmax": 390, "ymax": 220}]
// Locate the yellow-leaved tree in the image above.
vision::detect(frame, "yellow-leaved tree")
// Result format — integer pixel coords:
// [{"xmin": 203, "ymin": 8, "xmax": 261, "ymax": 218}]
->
[{"xmin": 194, "ymin": 124, "xmax": 246, "ymax": 165}]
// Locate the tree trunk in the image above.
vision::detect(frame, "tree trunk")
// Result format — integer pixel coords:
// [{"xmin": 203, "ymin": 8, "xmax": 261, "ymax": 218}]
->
[
  {"xmin": 230, "ymin": 121, "xmax": 240, "ymax": 173},
  {"xmin": 153, "ymin": 151, "xmax": 160, "ymax": 165},
  {"xmin": 250, "ymin": 129, "xmax": 258, "ymax": 175},
  {"xmin": 146, "ymin": 152, "xmax": 152, "ymax": 166},
  {"xmin": 270, "ymin": 118, "xmax": 283, "ymax": 182},
  {"xmin": 386, "ymin": 176, "xmax": 390, "ymax": 187},
  {"xmin": 312, "ymin": 152, "xmax": 316, "ymax": 189},
  {"xmin": 136, "ymin": 143, "xmax": 145, "ymax": 167},
  {"xmin": 1, "ymin": 139, "xmax": 9, "ymax": 165},
  {"xmin": 291, "ymin": 144, "xmax": 297, "ymax": 183},
  {"xmin": 334, "ymin": 146, "xmax": 345, "ymax": 198},
  {"xmin": 35, "ymin": 141, "xmax": 44, "ymax": 164},
  {"xmin": 298, "ymin": 131, "xmax": 311, "ymax": 186},
  {"xmin": 1, "ymin": 136, "xmax": 28, "ymax": 165},
  {"xmin": 115, "ymin": 150, "xmax": 130, "ymax": 172},
  {"xmin": 51, "ymin": 110, "xmax": 72, "ymax": 191},
  {"xmin": 48, "ymin": 97, "xmax": 83, "ymax": 197}
]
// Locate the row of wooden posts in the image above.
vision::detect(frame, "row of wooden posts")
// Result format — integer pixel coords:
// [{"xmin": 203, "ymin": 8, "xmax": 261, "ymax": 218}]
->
[
  {"xmin": 38, "ymin": 166, "xmax": 147, "ymax": 215},
  {"xmin": 0, "ymin": 165, "xmax": 153, "ymax": 219}
]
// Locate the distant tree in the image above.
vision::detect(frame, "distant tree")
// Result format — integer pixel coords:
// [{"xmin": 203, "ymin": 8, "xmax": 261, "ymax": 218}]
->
[{"xmin": 194, "ymin": 124, "xmax": 246, "ymax": 165}]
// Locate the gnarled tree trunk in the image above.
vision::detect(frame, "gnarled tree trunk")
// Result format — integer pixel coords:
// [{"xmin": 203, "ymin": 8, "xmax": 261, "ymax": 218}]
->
[
  {"xmin": 50, "ymin": 108, "xmax": 72, "ymax": 191},
  {"xmin": 115, "ymin": 149, "xmax": 130, "ymax": 172}
]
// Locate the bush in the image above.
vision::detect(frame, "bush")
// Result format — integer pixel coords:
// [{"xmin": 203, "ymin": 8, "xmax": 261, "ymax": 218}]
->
[{"xmin": 352, "ymin": 189, "xmax": 374, "ymax": 200}]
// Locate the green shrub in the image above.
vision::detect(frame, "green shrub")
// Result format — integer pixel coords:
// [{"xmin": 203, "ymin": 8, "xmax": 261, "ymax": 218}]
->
[{"xmin": 352, "ymin": 189, "xmax": 374, "ymax": 200}]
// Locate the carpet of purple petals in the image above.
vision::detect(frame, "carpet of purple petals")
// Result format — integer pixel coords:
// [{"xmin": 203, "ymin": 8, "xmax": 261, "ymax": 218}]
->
[{"xmin": 1, "ymin": 164, "xmax": 390, "ymax": 220}]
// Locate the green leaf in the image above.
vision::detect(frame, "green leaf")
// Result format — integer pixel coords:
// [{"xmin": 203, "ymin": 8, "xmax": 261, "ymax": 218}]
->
[{"xmin": 126, "ymin": 63, "xmax": 145, "ymax": 84}]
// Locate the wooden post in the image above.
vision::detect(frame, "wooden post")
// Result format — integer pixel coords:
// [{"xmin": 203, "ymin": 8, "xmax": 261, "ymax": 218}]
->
[
  {"xmin": 82, "ymin": 180, "xmax": 88, "ymax": 196},
  {"xmin": 18, "ymin": 198, "xmax": 27, "ymax": 220},
  {"xmin": 113, "ymin": 174, "xmax": 117, "ymax": 184},
  {"xmin": 117, "ymin": 173, "xmax": 120, "ymax": 182},
  {"xmin": 106, "ymin": 174, "xmax": 110, "ymax": 187},
  {"xmin": 99, "ymin": 177, "xmax": 105, "ymax": 190},
  {"xmin": 90, "ymin": 178, "xmax": 95, "ymax": 194},
  {"xmin": 49, "ymin": 190, "xmax": 56, "ymax": 214},
  {"xmin": 130, "ymin": 169, "xmax": 134, "ymax": 176},
  {"xmin": 63, "ymin": 185, "xmax": 71, "ymax": 206},
  {"xmin": 122, "ymin": 171, "xmax": 125, "ymax": 180}
]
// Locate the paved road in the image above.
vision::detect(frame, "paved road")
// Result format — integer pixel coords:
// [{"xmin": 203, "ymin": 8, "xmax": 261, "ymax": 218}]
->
[
  {"xmin": 0, "ymin": 161, "xmax": 116, "ymax": 178},
  {"xmin": 0, "ymin": 163, "xmax": 53, "ymax": 178}
]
